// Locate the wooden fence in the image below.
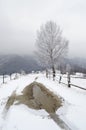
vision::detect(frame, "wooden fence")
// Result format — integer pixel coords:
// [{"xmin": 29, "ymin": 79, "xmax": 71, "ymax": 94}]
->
[{"xmin": 56, "ymin": 77, "xmax": 86, "ymax": 91}]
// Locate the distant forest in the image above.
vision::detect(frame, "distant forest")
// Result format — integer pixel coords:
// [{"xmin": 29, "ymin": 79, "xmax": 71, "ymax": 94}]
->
[{"xmin": 0, "ymin": 55, "xmax": 86, "ymax": 75}]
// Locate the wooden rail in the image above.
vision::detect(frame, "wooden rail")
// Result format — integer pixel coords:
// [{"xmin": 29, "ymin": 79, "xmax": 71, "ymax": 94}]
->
[
  {"xmin": 56, "ymin": 79, "xmax": 86, "ymax": 91},
  {"xmin": 70, "ymin": 83, "xmax": 86, "ymax": 90}
]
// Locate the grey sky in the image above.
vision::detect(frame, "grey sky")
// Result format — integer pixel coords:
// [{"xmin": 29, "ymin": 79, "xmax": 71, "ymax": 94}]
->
[{"xmin": 0, "ymin": 0, "xmax": 86, "ymax": 57}]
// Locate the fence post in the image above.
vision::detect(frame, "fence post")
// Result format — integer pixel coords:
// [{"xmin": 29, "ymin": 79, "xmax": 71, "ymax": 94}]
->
[
  {"xmin": 67, "ymin": 73, "xmax": 71, "ymax": 87},
  {"xmin": 3, "ymin": 74, "xmax": 5, "ymax": 84},
  {"xmin": 46, "ymin": 69, "xmax": 48, "ymax": 78},
  {"xmin": 10, "ymin": 73, "xmax": 12, "ymax": 80},
  {"xmin": 59, "ymin": 75, "xmax": 62, "ymax": 83}
]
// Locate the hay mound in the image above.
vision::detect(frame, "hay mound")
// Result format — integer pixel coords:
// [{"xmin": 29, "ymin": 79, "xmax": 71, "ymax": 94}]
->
[{"xmin": 5, "ymin": 82, "xmax": 62, "ymax": 113}]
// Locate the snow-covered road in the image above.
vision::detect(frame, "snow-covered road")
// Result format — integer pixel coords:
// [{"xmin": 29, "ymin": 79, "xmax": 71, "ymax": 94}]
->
[{"xmin": 0, "ymin": 73, "xmax": 86, "ymax": 130}]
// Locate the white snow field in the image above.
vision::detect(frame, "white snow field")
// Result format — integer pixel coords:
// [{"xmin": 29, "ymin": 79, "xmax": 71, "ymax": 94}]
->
[{"xmin": 0, "ymin": 73, "xmax": 86, "ymax": 130}]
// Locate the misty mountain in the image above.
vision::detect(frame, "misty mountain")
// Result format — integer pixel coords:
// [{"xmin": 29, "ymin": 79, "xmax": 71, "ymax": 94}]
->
[
  {"xmin": 68, "ymin": 57, "xmax": 86, "ymax": 73},
  {"xmin": 0, "ymin": 55, "xmax": 43, "ymax": 75},
  {"xmin": 0, "ymin": 55, "xmax": 86, "ymax": 75},
  {"xmin": 59, "ymin": 57, "xmax": 86, "ymax": 74}
]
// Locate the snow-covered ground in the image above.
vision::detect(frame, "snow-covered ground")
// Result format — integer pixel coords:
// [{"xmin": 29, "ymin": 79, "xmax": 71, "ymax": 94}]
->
[{"xmin": 0, "ymin": 73, "xmax": 86, "ymax": 130}]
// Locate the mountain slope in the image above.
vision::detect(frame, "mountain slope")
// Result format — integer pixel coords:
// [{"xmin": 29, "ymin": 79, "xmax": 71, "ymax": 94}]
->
[{"xmin": 0, "ymin": 55, "xmax": 42, "ymax": 74}]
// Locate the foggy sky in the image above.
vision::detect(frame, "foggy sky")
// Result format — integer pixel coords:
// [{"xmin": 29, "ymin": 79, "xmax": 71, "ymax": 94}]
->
[{"xmin": 0, "ymin": 0, "xmax": 86, "ymax": 57}]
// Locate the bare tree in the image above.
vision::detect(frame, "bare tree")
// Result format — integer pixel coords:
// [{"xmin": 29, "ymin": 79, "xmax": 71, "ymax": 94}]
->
[
  {"xmin": 35, "ymin": 21, "xmax": 68, "ymax": 80},
  {"xmin": 66, "ymin": 64, "xmax": 71, "ymax": 74}
]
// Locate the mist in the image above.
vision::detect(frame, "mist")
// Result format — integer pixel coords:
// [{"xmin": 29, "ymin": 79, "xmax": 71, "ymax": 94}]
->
[{"xmin": 0, "ymin": 0, "xmax": 86, "ymax": 58}]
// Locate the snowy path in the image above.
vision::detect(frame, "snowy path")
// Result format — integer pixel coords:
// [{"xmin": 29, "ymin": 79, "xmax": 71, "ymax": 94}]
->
[{"xmin": 0, "ymin": 73, "xmax": 86, "ymax": 130}]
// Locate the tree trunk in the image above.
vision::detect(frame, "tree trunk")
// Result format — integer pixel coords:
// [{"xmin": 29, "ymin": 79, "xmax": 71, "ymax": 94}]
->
[
  {"xmin": 52, "ymin": 66, "xmax": 55, "ymax": 81},
  {"xmin": 67, "ymin": 73, "xmax": 71, "ymax": 87}
]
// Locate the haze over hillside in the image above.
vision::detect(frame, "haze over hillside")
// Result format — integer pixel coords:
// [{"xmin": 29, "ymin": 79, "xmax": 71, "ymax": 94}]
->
[
  {"xmin": 0, "ymin": 54, "xmax": 86, "ymax": 75},
  {"xmin": 0, "ymin": 55, "xmax": 43, "ymax": 74}
]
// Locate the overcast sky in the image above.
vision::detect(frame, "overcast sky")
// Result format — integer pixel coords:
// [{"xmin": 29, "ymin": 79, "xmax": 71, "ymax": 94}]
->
[{"xmin": 0, "ymin": 0, "xmax": 86, "ymax": 57}]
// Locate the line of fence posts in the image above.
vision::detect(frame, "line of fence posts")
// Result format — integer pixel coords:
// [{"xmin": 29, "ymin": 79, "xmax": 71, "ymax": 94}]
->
[
  {"xmin": 2, "ymin": 73, "xmax": 10, "ymax": 84},
  {"xmin": 58, "ymin": 73, "xmax": 71, "ymax": 88},
  {"xmin": 45, "ymin": 69, "xmax": 71, "ymax": 88},
  {"xmin": 45, "ymin": 69, "xmax": 56, "ymax": 80},
  {"xmin": 1, "ymin": 73, "xmax": 15, "ymax": 84}
]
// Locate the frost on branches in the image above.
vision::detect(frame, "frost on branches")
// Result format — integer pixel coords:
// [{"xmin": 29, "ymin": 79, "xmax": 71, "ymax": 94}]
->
[{"xmin": 35, "ymin": 21, "xmax": 68, "ymax": 80}]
